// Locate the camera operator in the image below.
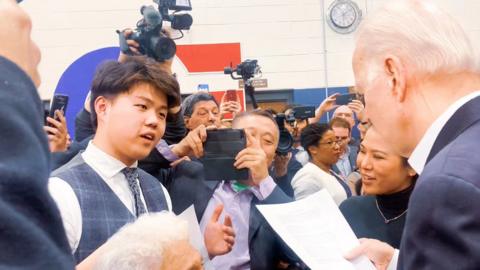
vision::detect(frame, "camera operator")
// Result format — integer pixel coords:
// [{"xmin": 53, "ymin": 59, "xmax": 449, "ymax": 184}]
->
[
  {"xmin": 270, "ymin": 106, "xmax": 310, "ymax": 198},
  {"xmin": 153, "ymin": 110, "xmax": 303, "ymax": 269}
]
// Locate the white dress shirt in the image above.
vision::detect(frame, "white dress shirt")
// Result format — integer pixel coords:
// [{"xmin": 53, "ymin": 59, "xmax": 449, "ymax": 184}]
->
[
  {"xmin": 48, "ymin": 141, "xmax": 172, "ymax": 253},
  {"xmin": 387, "ymin": 91, "xmax": 480, "ymax": 270},
  {"xmin": 409, "ymin": 91, "xmax": 480, "ymax": 174}
]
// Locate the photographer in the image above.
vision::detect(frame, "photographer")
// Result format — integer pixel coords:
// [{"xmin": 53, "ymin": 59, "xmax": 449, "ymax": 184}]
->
[{"xmin": 154, "ymin": 110, "xmax": 302, "ymax": 269}]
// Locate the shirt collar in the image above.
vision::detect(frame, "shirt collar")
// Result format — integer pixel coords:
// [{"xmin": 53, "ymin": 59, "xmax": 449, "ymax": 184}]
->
[
  {"xmin": 408, "ymin": 91, "xmax": 480, "ymax": 174},
  {"xmin": 82, "ymin": 141, "xmax": 138, "ymax": 179}
]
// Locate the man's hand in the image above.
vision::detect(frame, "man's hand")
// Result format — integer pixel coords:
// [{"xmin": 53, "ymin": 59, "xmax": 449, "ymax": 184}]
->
[
  {"xmin": 159, "ymin": 239, "xmax": 204, "ymax": 270},
  {"xmin": 204, "ymin": 204, "xmax": 235, "ymax": 258},
  {"xmin": 0, "ymin": 0, "xmax": 41, "ymax": 87},
  {"xmin": 220, "ymin": 101, "xmax": 242, "ymax": 118},
  {"xmin": 117, "ymin": 29, "xmax": 141, "ymax": 63},
  {"xmin": 310, "ymin": 93, "xmax": 339, "ymax": 122},
  {"xmin": 344, "ymin": 238, "xmax": 395, "ymax": 270},
  {"xmin": 348, "ymin": 100, "xmax": 367, "ymax": 122},
  {"xmin": 44, "ymin": 110, "xmax": 69, "ymax": 152},
  {"xmin": 171, "ymin": 125, "xmax": 208, "ymax": 158},
  {"xmin": 234, "ymin": 130, "xmax": 269, "ymax": 184},
  {"xmin": 273, "ymin": 152, "xmax": 292, "ymax": 178}
]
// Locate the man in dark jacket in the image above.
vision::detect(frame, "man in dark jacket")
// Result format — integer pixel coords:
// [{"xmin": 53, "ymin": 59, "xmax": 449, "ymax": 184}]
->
[{"xmin": 0, "ymin": 0, "xmax": 74, "ymax": 268}]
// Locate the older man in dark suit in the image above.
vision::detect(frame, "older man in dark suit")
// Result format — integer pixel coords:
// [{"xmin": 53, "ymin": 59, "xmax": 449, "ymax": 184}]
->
[{"xmin": 345, "ymin": 1, "xmax": 480, "ymax": 270}]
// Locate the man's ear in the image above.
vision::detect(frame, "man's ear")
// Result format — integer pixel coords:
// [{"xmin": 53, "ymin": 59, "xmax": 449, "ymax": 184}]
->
[
  {"xmin": 183, "ymin": 116, "xmax": 191, "ymax": 129},
  {"xmin": 94, "ymin": 96, "xmax": 110, "ymax": 124},
  {"xmin": 384, "ymin": 55, "xmax": 407, "ymax": 103}
]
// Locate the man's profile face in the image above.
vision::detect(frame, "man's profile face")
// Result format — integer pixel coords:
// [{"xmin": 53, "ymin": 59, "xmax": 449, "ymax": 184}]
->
[
  {"xmin": 185, "ymin": 100, "xmax": 220, "ymax": 130},
  {"xmin": 353, "ymin": 47, "xmax": 404, "ymax": 154},
  {"xmin": 233, "ymin": 115, "xmax": 279, "ymax": 167}
]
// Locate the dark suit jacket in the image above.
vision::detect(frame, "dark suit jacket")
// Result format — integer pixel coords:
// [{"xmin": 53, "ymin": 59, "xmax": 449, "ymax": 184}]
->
[
  {"xmin": 398, "ymin": 96, "xmax": 480, "ymax": 270},
  {"xmin": 0, "ymin": 56, "xmax": 74, "ymax": 269},
  {"xmin": 156, "ymin": 160, "xmax": 300, "ymax": 270}
]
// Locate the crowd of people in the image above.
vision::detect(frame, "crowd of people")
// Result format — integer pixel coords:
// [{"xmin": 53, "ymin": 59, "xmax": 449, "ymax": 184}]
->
[{"xmin": 1, "ymin": 0, "xmax": 479, "ymax": 269}]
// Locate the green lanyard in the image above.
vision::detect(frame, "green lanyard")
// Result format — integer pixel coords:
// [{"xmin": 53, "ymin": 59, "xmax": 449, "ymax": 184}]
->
[{"xmin": 231, "ymin": 181, "xmax": 250, "ymax": 193}]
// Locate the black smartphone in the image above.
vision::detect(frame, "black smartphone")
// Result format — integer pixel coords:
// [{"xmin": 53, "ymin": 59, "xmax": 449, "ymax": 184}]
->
[
  {"xmin": 49, "ymin": 94, "xmax": 69, "ymax": 120},
  {"xmin": 335, "ymin": 93, "xmax": 358, "ymax": 105},
  {"xmin": 200, "ymin": 129, "xmax": 249, "ymax": 181}
]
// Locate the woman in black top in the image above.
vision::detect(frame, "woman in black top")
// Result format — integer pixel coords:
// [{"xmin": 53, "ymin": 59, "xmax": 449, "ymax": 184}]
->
[{"xmin": 340, "ymin": 128, "xmax": 417, "ymax": 248}]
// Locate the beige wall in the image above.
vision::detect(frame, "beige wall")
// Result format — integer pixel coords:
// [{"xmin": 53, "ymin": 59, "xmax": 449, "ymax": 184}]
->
[{"xmin": 22, "ymin": 0, "xmax": 480, "ymax": 100}]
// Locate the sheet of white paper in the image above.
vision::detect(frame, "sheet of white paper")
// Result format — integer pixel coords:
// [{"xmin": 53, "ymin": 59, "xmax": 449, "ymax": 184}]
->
[
  {"xmin": 178, "ymin": 205, "xmax": 213, "ymax": 270},
  {"xmin": 257, "ymin": 190, "xmax": 376, "ymax": 270}
]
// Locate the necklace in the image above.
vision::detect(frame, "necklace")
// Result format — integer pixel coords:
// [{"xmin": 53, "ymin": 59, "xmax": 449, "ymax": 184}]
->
[{"xmin": 375, "ymin": 199, "xmax": 408, "ymax": 224}]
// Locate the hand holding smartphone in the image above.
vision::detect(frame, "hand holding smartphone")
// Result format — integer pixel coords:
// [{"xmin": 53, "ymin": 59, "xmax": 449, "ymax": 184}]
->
[{"xmin": 49, "ymin": 94, "xmax": 69, "ymax": 121}]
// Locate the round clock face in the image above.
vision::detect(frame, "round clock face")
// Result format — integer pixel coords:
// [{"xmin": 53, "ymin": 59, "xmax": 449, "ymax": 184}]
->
[{"xmin": 327, "ymin": 0, "xmax": 362, "ymax": 34}]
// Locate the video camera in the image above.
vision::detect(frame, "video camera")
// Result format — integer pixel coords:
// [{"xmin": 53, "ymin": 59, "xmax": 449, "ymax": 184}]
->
[
  {"xmin": 118, "ymin": 0, "xmax": 193, "ymax": 62},
  {"xmin": 224, "ymin": 59, "xmax": 262, "ymax": 108},
  {"xmin": 275, "ymin": 106, "xmax": 315, "ymax": 155},
  {"xmin": 284, "ymin": 106, "xmax": 315, "ymax": 126},
  {"xmin": 224, "ymin": 59, "xmax": 262, "ymax": 81},
  {"xmin": 275, "ymin": 113, "xmax": 294, "ymax": 155}
]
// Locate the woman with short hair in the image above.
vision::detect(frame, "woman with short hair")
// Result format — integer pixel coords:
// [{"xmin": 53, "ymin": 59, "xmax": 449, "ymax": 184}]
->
[{"xmin": 291, "ymin": 123, "xmax": 352, "ymax": 205}]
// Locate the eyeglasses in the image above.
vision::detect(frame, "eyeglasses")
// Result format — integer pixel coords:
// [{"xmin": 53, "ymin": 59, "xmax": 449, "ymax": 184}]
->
[{"xmin": 318, "ymin": 140, "xmax": 342, "ymax": 147}]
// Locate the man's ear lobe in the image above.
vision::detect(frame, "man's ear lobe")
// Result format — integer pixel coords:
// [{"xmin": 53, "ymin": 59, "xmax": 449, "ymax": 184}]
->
[
  {"xmin": 184, "ymin": 116, "xmax": 191, "ymax": 128},
  {"xmin": 385, "ymin": 56, "xmax": 407, "ymax": 102}
]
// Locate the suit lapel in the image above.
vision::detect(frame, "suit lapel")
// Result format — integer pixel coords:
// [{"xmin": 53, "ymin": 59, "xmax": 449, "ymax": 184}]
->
[{"xmin": 426, "ymin": 96, "xmax": 480, "ymax": 163}]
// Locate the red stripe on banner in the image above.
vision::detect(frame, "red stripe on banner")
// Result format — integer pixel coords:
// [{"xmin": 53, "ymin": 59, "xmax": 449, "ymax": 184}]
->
[{"xmin": 176, "ymin": 43, "xmax": 241, "ymax": 73}]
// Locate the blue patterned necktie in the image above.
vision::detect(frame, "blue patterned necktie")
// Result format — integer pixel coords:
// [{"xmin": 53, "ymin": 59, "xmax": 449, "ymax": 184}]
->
[{"xmin": 121, "ymin": 167, "xmax": 147, "ymax": 217}]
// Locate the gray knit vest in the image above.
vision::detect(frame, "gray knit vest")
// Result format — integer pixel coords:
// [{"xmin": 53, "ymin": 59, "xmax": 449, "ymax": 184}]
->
[{"xmin": 51, "ymin": 154, "xmax": 168, "ymax": 263}]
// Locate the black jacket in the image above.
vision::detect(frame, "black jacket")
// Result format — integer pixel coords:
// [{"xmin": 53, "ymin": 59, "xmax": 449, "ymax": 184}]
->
[{"xmin": 0, "ymin": 56, "xmax": 74, "ymax": 269}]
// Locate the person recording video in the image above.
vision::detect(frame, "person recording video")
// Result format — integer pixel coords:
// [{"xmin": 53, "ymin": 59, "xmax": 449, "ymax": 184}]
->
[{"xmin": 153, "ymin": 110, "xmax": 303, "ymax": 269}]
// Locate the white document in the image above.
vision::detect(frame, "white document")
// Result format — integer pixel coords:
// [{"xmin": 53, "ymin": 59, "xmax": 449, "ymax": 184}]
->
[
  {"xmin": 178, "ymin": 205, "xmax": 213, "ymax": 270},
  {"xmin": 257, "ymin": 190, "xmax": 375, "ymax": 270}
]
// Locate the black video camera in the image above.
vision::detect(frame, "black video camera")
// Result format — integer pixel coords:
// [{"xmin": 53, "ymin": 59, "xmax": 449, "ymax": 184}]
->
[
  {"xmin": 275, "ymin": 113, "xmax": 294, "ymax": 155},
  {"xmin": 119, "ymin": 0, "xmax": 193, "ymax": 62},
  {"xmin": 285, "ymin": 106, "xmax": 315, "ymax": 126},
  {"xmin": 224, "ymin": 59, "xmax": 261, "ymax": 81}
]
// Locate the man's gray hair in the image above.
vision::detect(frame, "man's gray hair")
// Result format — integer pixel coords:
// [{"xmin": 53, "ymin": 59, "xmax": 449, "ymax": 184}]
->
[
  {"xmin": 356, "ymin": 0, "xmax": 478, "ymax": 76},
  {"xmin": 94, "ymin": 212, "xmax": 189, "ymax": 270},
  {"xmin": 181, "ymin": 92, "xmax": 218, "ymax": 117}
]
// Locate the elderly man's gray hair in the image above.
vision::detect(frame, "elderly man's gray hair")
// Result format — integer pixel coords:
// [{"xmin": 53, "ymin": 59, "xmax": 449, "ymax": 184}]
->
[
  {"xmin": 93, "ymin": 212, "xmax": 189, "ymax": 270},
  {"xmin": 356, "ymin": 0, "xmax": 478, "ymax": 77}
]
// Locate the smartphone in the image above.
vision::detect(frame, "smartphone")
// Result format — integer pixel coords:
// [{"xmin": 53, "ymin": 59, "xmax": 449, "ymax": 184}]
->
[
  {"xmin": 49, "ymin": 94, "xmax": 69, "ymax": 121},
  {"xmin": 335, "ymin": 93, "xmax": 358, "ymax": 105},
  {"xmin": 200, "ymin": 129, "xmax": 249, "ymax": 181},
  {"xmin": 224, "ymin": 89, "xmax": 239, "ymax": 103}
]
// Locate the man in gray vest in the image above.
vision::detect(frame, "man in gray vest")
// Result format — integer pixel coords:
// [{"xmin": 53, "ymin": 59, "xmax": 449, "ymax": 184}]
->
[{"xmin": 49, "ymin": 56, "xmax": 234, "ymax": 265}]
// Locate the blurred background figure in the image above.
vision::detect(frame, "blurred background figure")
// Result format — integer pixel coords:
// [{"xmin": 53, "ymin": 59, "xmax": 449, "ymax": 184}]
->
[
  {"xmin": 340, "ymin": 128, "xmax": 417, "ymax": 248},
  {"xmin": 291, "ymin": 123, "xmax": 352, "ymax": 205}
]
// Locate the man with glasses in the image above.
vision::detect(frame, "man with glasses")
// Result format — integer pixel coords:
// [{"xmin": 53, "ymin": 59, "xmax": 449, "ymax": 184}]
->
[{"xmin": 330, "ymin": 117, "xmax": 358, "ymax": 179}]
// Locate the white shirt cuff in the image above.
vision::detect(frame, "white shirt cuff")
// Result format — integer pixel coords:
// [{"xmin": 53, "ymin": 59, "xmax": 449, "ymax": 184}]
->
[{"xmin": 387, "ymin": 249, "xmax": 399, "ymax": 270}]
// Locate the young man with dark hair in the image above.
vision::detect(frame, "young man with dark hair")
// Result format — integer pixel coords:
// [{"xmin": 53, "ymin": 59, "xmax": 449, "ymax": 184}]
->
[{"xmin": 49, "ymin": 57, "xmax": 234, "ymax": 265}]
